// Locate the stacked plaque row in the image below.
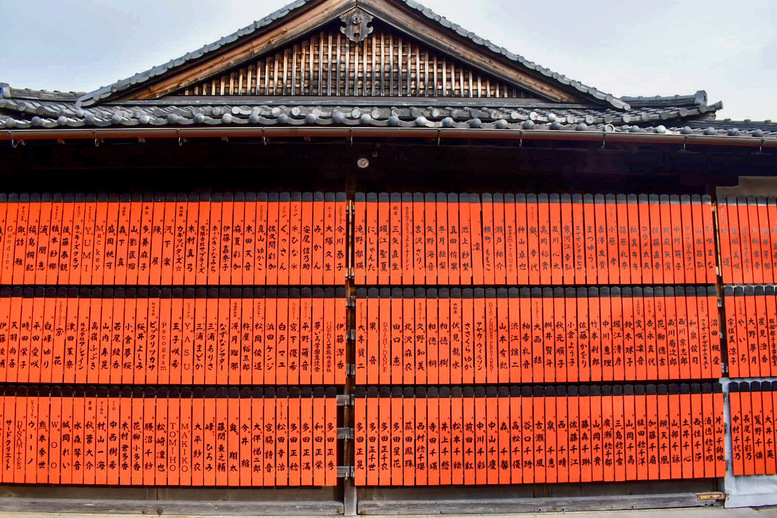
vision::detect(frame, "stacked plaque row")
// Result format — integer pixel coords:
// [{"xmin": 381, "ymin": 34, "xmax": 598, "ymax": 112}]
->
[
  {"xmin": 355, "ymin": 287, "xmax": 721, "ymax": 385},
  {"xmin": 0, "ymin": 192, "xmax": 347, "ymax": 286},
  {"xmin": 718, "ymin": 197, "xmax": 777, "ymax": 285},
  {"xmin": 0, "ymin": 288, "xmax": 347, "ymax": 386},
  {"xmin": 723, "ymin": 286, "xmax": 777, "ymax": 378},
  {"xmin": 0, "ymin": 386, "xmax": 339, "ymax": 486},
  {"xmin": 353, "ymin": 193, "xmax": 716, "ymax": 286},
  {"xmin": 729, "ymin": 381, "xmax": 777, "ymax": 476},
  {"xmin": 354, "ymin": 384, "xmax": 725, "ymax": 486}
]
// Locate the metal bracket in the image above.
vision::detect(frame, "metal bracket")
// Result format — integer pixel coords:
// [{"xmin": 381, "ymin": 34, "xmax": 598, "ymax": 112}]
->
[
  {"xmin": 336, "ymin": 394, "xmax": 353, "ymax": 406},
  {"xmin": 346, "ymin": 364, "xmax": 356, "ymax": 377},
  {"xmin": 347, "ymin": 329, "xmax": 356, "ymax": 342},
  {"xmin": 337, "ymin": 466, "xmax": 355, "ymax": 479},
  {"xmin": 337, "ymin": 427, "xmax": 354, "ymax": 440},
  {"xmin": 682, "ymin": 134, "xmax": 688, "ymax": 152},
  {"xmin": 340, "ymin": 8, "xmax": 374, "ymax": 43}
]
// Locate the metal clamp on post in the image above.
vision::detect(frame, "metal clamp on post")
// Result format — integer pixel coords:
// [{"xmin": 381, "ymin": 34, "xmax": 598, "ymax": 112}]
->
[
  {"xmin": 337, "ymin": 427, "xmax": 354, "ymax": 440},
  {"xmin": 338, "ymin": 466, "xmax": 355, "ymax": 479}
]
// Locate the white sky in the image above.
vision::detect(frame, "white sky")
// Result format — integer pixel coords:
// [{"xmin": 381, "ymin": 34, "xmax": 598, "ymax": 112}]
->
[{"xmin": 1, "ymin": 0, "xmax": 775, "ymax": 121}]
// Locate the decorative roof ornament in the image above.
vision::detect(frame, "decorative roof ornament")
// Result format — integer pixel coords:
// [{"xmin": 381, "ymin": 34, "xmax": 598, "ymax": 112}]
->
[{"xmin": 340, "ymin": 8, "xmax": 374, "ymax": 43}]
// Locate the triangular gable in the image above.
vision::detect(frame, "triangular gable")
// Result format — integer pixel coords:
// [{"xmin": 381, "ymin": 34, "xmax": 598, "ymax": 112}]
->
[
  {"xmin": 77, "ymin": 0, "xmax": 628, "ymax": 110},
  {"xmin": 173, "ymin": 19, "xmax": 535, "ymax": 99}
]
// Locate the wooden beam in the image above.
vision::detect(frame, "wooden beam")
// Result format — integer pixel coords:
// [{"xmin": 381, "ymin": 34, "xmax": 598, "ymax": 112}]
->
[
  {"xmin": 121, "ymin": 0, "xmax": 355, "ymax": 100},
  {"xmin": 358, "ymin": 494, "xmax": 721, "ymax": 514},
  {"xmin": 0, "ymin": 498, "xmax": 344, "ymax": 516},
  {"xmin": 358, "ymin": 0, "xmax": 580, "ymax": 103}
]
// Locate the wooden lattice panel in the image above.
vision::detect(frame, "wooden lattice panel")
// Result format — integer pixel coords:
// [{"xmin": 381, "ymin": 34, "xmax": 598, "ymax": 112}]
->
[{"xmin": 177, "ymin": 26, "xmax": 529, "ymax": 98}]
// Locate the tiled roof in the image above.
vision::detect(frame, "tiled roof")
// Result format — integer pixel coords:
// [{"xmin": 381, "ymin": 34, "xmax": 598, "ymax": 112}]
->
[
  {"xmin": 3, "ymin": 86, "xmax": 767, "ymax": 139},
  {"xmin": 73, "ymin": 0, "xmax": 628, "ymax": 110}
]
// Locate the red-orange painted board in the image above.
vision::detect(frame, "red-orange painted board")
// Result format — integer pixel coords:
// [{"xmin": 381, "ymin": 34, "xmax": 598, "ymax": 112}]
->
[
  {"xmin": 467, "ymin": 194, "xmax": 483, "ymax": 286},
  {"xmin": 354, "ymin": 388, "xmax": 367, "ymax": 486},
  {"xmin": 335, "ymin": 192, "xmax": 347, "ymax": 285},
  {"xmin": 535, "ymin": 194, "xmax": 551, "ymax": 285},
  {"xmin": 364, "ymin": 193, "xmax": 379, "ymax": 286},
  {"xmin": 426, "ymin": 289, "xmax": 439, "ymax": 385},
  {"xmin": 11, "ymin": 194, "xmax": 30, "ymax": 286},
  {"xmin": 380, "ymin": 192, "xmax": 404, "ymax": 284},
  {"xmin": 568, "ymin": 195, "xmax": 584, "ymax": 285},
  {"xmin": 514, "ymin": 194, "xmax": 529, "ymax": 286},
  {"xmin": 0, "ymin": 194, "xmax": 18, "ymax": 285},
  {"xmin": 402, "ymin": 387, "xmax": 415, "ymax": 486},
  {"xmin": 654, "ymin": 195, "xmax": 670, "ymax": 284},
  {"xmin": 353, "ymin": 193, "xmax": 367, "ymax": 285},
  {"xmin": 600, "ymin": 287, "xmax": 614, "ymax": 382},
  {"xmin": 33, "ymin": 194, "xmax": 52, "ymax": 286},
  {"xmin": 321, "ymin": 192, "xmax": 335, "ymax": 285},
  {"xmin": 411, "ymin": 193, "xmax": 425, "ymax": 285},
  {"xmin": 378, "ymin": 288, "xmax": 394, "ymax": 384},
  {"xmin": 523, "ymin": 194, "xmax": 539, "ymax": 285},
  {"xmin": 579, "ymin": 194, "xmax": 595, "ymax": 284},
  {"xmin": 402, "ymin": 194, "xmax": 414, "ymax": 284},
  {"xmin": 546, "ymin": 194, "xmax": 561, "ymax": 285},
  {"xmin": 603, "ymin": 194, "xmax": 619, "ymax": 285},
  {"xmin": 274, "ymin": 289, "xmax": 289, "ymax": 386},
  {"xmin": 564, "ymin": 288, "xmax": 578, "ymax": 383},
  {"xmin": 378, "ymin": 387, "xmax": 392, "ymax": 485},
  {"xmin": 559, "ymin": 194, "xmax": 574, "ymax": 285},
  {"xmin": 310, "ymin": 387, "xmax": 324, "ymax": 486}
]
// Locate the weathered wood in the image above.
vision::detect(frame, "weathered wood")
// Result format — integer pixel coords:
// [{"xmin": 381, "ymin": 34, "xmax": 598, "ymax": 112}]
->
[
  {"xmin": 122, "ymin": 0, "xmax": 354, "ymax": 100},
  {"xmin": 395, "ymin": 36, "xmax": 401, "ymax": 95},
  {"xmin": 357, "ymin": 0, "xmax": 577, "ymax": 102},
  {"xmin": 358, "ymin": 494, "xmax": 721, "ymax": 515},
  {"xmin": 319, "ymin": 32, "xmax": 325, "ymax": 96},
  {"xmin": 343, "ymin": 480, "xmax": 357, "ymax": 516},
  {"xmin": 291, "ymin": 44, "xmax": 298, "ymax": 95},
  {"xmin": 0, "ymin": 498, "xmax": 344, "ymax": 516},
  {"xmin": 335, "ymin": 33, "xmax": 342, "ymax": 95}
]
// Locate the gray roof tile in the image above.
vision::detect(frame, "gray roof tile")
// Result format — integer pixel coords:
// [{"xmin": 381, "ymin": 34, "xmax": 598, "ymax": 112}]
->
[{"xmin": 3, "ymin": 89, "xmax": 767, "ymax": 139}]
